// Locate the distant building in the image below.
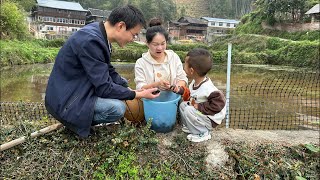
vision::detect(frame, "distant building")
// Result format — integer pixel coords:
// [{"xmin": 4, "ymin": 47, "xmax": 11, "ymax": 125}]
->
[
  {"xmin": 86, "ymin": 8, "xmax": 112, "ymax": 25},
  {"xmin": 168, "ymin": 16, "xmax": 207, "ymax": 42},
  {"xmin": 30, "ymin": 0, "xmax": 87, "ymax": 39},
  {"xmin": 201, "ymin": 17, "xmax": 240, "ymax": 42},
  {"xmin": 305, "ymin": 4, "xmax": 320, "ymax": 23}
]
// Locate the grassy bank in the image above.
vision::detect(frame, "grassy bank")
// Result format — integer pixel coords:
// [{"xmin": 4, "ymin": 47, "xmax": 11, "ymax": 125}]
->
[
  {"xmin": 1, "ymin": 33, "xmax": 319, "ymax": 68},
  {"xmin": 110, "ymin": 35, "xmax": 320, "ymax": 69},
  {"xmin": 209, "ymin": 34, "xmax": 319, "ymax": 67},
  {"xmin": 0, "ymin": 39, "xmax": 62, "ymax": 66},
  {"xmin": 1, "ymin": 120, "xmax": 319, "ymax": 179}
]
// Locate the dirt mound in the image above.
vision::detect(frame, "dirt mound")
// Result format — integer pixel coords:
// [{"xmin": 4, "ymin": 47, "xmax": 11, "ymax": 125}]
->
[
  {"xmin": 212, "ymin": 129, "xmax": 319, "ymax": 146},
  {"xmin": 157, "ymin": 128, "xmax": 319, "ymax": 169}
]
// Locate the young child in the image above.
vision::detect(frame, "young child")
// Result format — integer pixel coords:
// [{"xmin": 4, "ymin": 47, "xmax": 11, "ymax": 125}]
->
[{"xmin": 179, "ymin": 48, "xmax": 226, "ymax": 142}]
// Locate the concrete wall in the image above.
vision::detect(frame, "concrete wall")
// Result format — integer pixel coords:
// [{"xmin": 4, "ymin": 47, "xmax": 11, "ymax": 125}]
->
[{"xmin": 262, "ymin": 22, "xmax": 320, "ymax": 32}]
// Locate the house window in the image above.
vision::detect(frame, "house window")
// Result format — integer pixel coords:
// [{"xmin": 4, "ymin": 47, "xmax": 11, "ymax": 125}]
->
[
  {"xmin": 227, "ymin": 23, "xmax": 230, "ymax": 27},
  {"xmin": 57, "ymin": 18, "xmax": 64, "ymax": 23},
  {"xmin": 44, "ymin": 17, "xmax": 54, "ymax": 22},
  {"xmin": 219, "ymin": 22, "xmax": 223, "ymax": 26},
  {"xmin": 47, "ymin": 26, "xmax": 54, "ymax": 31}
]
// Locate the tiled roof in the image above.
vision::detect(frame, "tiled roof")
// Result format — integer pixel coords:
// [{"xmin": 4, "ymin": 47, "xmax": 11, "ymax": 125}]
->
[
  {"xmin": 88, "ymin": 8, "xmax": 111, "ymax": 17},
  {"xmin": 169, "ymin": 21, "xmax": 189, "ymax": 26},
  {"xmin": 178, "ymin": 16, "xmax": 207, "ymax": 25},
  {"xmin": 305, "ymin": 4, "xmax": 320, "ymax": 14},
  {"xmin": 37, "ymin": 0, "xmax": 87, "ymax": 12},
  {"xmin": 201, "ymin": 17, "xmax": 240, "ymax": 24}
]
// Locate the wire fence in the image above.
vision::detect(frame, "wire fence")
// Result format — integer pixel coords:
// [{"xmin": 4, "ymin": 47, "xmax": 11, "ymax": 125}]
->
[
  {"xmin": 1, "ymin": 102, "xmax": 57, "ymax": 127},
  {"xmin": 1, "ymin": 70, "xmax": 319, "ymax": 131},
  {"xmin": 222, "ymin": 69, "xmax": 319, "ymax": 130}
]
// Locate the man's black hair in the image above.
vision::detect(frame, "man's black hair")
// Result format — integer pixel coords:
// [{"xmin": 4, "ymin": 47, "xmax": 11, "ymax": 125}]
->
[{"xmin": 108, "ymin": 5, "xmax": 146, "ymax": 29}]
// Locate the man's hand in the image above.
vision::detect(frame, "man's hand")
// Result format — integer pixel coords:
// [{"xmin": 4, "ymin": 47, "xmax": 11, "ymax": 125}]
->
[{"xmin": 135, "ymin": 88, "xmax": 160, "ymax": 99}]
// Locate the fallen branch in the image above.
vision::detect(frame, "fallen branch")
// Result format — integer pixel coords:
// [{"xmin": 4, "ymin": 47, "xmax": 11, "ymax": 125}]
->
[{"xmin": 0, "ymin": 123, "xmax": 63, "ymax": 151}]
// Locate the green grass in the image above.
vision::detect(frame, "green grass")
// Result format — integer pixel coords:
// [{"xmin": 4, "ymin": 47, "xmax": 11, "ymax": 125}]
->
[
  {"xmin": 0, "ymin": 40, "xmax": 59, "ymax": 66},
  {"xmin": 1, "ymin": 120, "xmax": 319, "ymax": 179}
]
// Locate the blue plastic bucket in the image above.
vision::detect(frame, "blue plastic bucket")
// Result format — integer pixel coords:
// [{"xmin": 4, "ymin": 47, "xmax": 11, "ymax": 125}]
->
[{"xmin": 142, "ymin": 91, "xmax": 181, "ymax": 133}]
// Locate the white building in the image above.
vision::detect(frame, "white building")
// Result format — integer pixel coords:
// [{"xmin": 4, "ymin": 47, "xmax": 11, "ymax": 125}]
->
[
  {"xmin": 30, "ymin": 0, "xmax": 88, "ymax": 39},
  {"xmin": 201, "ymin": 17, "xmax": 240, "ymax": 42}
]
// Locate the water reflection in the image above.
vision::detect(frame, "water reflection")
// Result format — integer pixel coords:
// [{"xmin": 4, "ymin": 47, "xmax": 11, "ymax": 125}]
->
[
  {"xmin": 0, "ymin": 63, "xmax": 314, "ymax": 102},
  {"xmin": 1, "ymin": 63, "xmax": 318, "ymax": 130},
  {"xmin": 1, "ymin": 64, "xmax": 52, "ymax": 102}
]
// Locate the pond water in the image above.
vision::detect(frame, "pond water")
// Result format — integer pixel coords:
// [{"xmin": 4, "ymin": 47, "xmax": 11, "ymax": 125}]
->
[
  {"xmin": 1, "ymin": 63, "xmax": 319, "ymax": 130},
  {"xmin": 0, "ymin": 63, "xmax": 304, "ymax": 102}
]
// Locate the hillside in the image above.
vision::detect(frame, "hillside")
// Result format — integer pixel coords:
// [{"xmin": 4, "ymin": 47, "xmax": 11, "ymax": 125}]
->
[{"xmin": 174, "ymin": 0, "xmax": 211, "ymax": 18}]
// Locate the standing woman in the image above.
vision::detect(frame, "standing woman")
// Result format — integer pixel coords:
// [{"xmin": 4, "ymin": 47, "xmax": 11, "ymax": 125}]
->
[{"xmin": 134, "ymin": 18, "xmax": 188, "ymax": 92}]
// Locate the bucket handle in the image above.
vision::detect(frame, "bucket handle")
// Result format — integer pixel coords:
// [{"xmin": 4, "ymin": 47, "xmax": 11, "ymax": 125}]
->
[
  {"xmin": 175, "ymin": 98, "xmax": 182, "ymax": 107},
  {"xmin": 175, "ymin": 101, "xmax": 180, "ymax": 107}
]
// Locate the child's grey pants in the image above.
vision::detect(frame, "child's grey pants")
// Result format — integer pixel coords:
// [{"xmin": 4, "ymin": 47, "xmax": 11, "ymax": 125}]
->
[{"xmin": 179, "ymin": 101, "xmax": 213, "ymax": 134}]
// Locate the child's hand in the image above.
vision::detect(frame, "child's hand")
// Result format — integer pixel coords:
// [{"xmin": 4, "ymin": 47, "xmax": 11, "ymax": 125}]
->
[
  {"xmin": 193, "ymin": 103, "xmax": 198, "ymax": 110},
  {"xmin": 169, "ymin": 84, "xmax": 179, "ymax": 93},
  {"xmin": 173, "ymin": 86, "xmax": 190, "ymax": 101}
]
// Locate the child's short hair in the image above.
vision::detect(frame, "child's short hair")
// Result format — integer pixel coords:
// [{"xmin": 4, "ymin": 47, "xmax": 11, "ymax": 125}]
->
[{"xmin": 186, "ymin": 48, "xmax": 212, "ymax": 77}]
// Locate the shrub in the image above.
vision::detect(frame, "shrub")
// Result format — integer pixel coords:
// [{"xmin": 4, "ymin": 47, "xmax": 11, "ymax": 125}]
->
[
  {"xmin": 259, "ymin": 50, "xmax": 282, "ymax": 65},
  {"xmin": 211, "ymin": 50, "xmax": 227, "ymax": 64},
  {"xmin": 175, "ymin": 51, "xmax": 188, "ymax": 62},
  {"xmin": 43, "ymin": 38, "xmax": 66, "ymax": 47},
  {"xmin": 0, "ymin": 40, "xmax": 59, "ymax": 66},
  {"xmin": 233, "ymin": 52, "xmax": 262, "ymax": 64},
  {"xmin": 280, "ymin": 41, "xmax": 319, "ymax": 67},
  {"xmin": 0, "ymin": 1, "xmax": 30, "ymax": 40},
  {"xmin": 266, "ymin": 37, "xmax": 285, "ymax": 50},
  {"xmin": 168, "ymin": 43, "xmax": 209, "ymax": 52}
]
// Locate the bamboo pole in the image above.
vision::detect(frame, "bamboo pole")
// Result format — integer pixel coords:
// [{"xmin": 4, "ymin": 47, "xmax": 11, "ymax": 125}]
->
[{"xmin": 0, "ymin": 123, "xmax": 63, "ymax": 151}]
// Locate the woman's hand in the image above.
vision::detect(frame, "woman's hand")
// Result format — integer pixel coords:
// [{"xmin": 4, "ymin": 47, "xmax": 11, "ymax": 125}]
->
[{"xmin": 157, "ymin": 80, "xmax": 171, "ymax": 90}]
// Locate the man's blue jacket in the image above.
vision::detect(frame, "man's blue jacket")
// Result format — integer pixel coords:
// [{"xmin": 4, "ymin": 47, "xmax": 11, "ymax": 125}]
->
[{"xmin": 45, "ymin": 22, "xmax": 135, "ymax": 137}]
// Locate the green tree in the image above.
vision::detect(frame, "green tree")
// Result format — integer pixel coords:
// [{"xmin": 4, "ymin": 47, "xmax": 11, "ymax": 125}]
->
[
  {"xmin": 179, "ymin": 6, "xmax": 186, "ymax": 17},
  {"xmin": 101, "ymin": 0, "xmax": 126, "ymax": 10},
  {"xmin": 156, "ymin": 0, "xmax": 176, "ymax": 22},
  {"xmin": 0, "ymin": 0, "xmax": 30, "ymax": 39},
  {"xmin": 63, "ymin": 0, "xmax": 177, "ymax": 22},
  {"xmin": 139, "ymin": 0, "xmax": 157, "ymax": 22},
  {"xmin": 13, "ymin": 0, "xmax": 36, "ymax": 12},
  {"xmin": 209, "ymin": 0, "xmax": 255, "ymax": 19},
  {"xmin": 255, "ymin": 0, "xmax": 310, "ymax": 24}
]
